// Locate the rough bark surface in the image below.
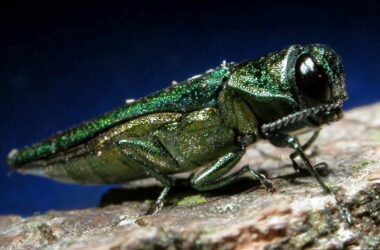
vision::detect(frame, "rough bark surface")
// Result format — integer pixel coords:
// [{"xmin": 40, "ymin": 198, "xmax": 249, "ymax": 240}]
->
[{"xmin": 1, "ymin": 103, "xmax": 379, "ymax": 250}]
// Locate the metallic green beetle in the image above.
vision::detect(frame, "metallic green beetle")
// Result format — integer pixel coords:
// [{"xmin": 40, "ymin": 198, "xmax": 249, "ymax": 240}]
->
[{"xmin": 6, "ymin": 44, "xmax": 348, "ymax": 215}]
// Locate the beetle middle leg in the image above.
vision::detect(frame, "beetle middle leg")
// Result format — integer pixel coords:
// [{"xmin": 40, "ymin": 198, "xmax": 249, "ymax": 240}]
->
[
  {"xmin": 117, "ymin": 138, "xmax": 178, "ymax": 214},
  {"xmin": 191, "ymin": 151, "xmax": 275, "ymax": 192}
]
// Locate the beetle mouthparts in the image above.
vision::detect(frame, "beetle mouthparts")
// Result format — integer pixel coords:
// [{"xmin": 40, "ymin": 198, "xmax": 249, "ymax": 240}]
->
[{"xmin": 261, "ymin": 102, "xmax": 343, "ymax": 135}]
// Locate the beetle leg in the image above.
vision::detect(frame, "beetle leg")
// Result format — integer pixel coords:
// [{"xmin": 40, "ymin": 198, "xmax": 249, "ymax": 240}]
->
[
  {"xmin": 268, "ymin": 133, "xmax": 330, "ymax": 193},
  {"xmin": 117, "ymin": 139, "xmax": 176, "ymax": 215},
  {"xmin": 289, "ymin": 131, "xmax": 330, "ymax": 177},
  {"xmin": 286, "ymin": 136, "xmax": 331, "ymax": 193},
  {"xmin": 287, "ymin": 136, "xmax": 352, "ymax": 225},
  {"xmin": 257, "ymin": 130, "xmax": 320, "ymax": 164},
  {"xmin": 191, "ymin": 152, "xmax": 274, "ymax": 192},
  {"xmin": 267, "ymin": 132, "xmax": 352, "ymax": 225},
  {"xmin": 290, "ymin": 130, "xmax": 322, "ymax": 172}
]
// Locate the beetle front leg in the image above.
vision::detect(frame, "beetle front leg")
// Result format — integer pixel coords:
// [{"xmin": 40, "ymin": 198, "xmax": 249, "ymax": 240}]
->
[
  {"xmin": 257, "ymin": 130, "xmax": 320, "ymax": 164},
  {"xmin": 268, "ymin": 132, "xmax": 352, "ymax": 224},
  {"xmin": 191, "ymin": 152, "xmax": 274, "ymax": 192},
  {"xmin": 268, "ymin": 133, "xmax": 330, "ymax": 193},
  {"xmin": 289, "ymin": 130, "xmax": 328, "ymax": 175},
  {"xmin": 288, "ymin": 135, "xmax": 352, "ymax": 224},
  {"xmin": 287, "ymin": 136, "xmax": 331, "ymax": 193},
  {"xmin": 117, "ymin": 139, "xmax": 177, "ymax": 215}
]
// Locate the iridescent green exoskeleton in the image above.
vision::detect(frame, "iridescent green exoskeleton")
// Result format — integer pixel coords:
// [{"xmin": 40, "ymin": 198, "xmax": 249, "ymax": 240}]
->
[{"xmin": 6, "ymin": 44, "xmax": 349, "ymax": 219}]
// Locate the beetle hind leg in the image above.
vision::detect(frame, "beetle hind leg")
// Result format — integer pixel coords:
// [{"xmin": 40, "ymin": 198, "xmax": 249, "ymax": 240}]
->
[
  {"xmin": 117, "ymin": 139, "xmax": 178, "ymax": 214},
  {"xmin": 191, "ymin": 152, "xmax": 275, "ymax": 193}
]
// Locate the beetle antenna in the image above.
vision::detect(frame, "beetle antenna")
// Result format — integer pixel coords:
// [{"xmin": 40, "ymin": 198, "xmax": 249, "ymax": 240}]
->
[{"xmin": 261, "ymin": 102, "xmax": 342, "ymax": 135}]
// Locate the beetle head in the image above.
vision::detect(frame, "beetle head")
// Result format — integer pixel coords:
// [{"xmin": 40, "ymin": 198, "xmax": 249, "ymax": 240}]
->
[{"xmin": 287, "ymin": 44, "xmax": 348, "ymax": 126}]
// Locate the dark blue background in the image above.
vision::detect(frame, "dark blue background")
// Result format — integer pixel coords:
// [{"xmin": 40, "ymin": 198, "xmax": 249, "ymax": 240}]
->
[{"xmin": 1, "ymin": 0, "xmax": 379, "ymax": 216}]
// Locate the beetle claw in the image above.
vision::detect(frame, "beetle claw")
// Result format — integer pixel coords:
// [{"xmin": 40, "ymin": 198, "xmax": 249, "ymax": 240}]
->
[
  {"xmin": 258, "ymin": 174, "xmax": 276, "ymax": 193},
  {"xmin": 145, "ymin": 202, "xmax": 163, "ymax": 215}
]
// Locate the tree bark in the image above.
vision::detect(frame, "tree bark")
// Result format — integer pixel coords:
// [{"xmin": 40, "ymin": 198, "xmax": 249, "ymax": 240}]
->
[{"xmin": 1, "ymin": 103, "xmax": 379, "ymax": 250}]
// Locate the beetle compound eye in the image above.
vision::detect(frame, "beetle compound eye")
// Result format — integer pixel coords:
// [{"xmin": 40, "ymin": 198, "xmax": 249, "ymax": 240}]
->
[{"xmin": 295, "ymin": 54, "xmax": 332, "ymax": 104}]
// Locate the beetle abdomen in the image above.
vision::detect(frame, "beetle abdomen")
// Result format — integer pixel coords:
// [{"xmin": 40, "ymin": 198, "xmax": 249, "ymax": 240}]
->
[{"xmin": 7, "ymin": 68, "xmax": 229, "ymax": 168}]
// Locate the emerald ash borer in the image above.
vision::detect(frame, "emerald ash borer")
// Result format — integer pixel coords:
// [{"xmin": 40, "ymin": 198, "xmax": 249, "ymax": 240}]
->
[{"xmin": 6, "ymin": 44, "xmax": 350, "ymax": 219}]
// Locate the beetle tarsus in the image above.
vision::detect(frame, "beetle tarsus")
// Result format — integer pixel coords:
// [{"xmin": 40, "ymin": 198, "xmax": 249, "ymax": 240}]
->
[
  {"xmin": 293, "ymin": 161, "xmax": 331, "ymax": 177},
  {"xmin": 260, "ymin": 175, "xmax": 276, "ymax": 193},
  {"xmin": 245, "ymin": 167, "xmax": 276, "ymax": 193},
  {"xmin": 338, "ymin": 204, "xmax": 353, "ymax": 226},
  {"xmin": 117, "ymin": 139, "xmax": 175, "ymax": 215},
  {"xmin": 312, "ymin": 162, "xmax": 330, "ymax": 176},
  {"xmin": 145, "ymin": 186, "xmax": 171, "ymax": 215},
  {"xmin": 145, "ymin": 202, "xmax": 162, "ymax": 215}
]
